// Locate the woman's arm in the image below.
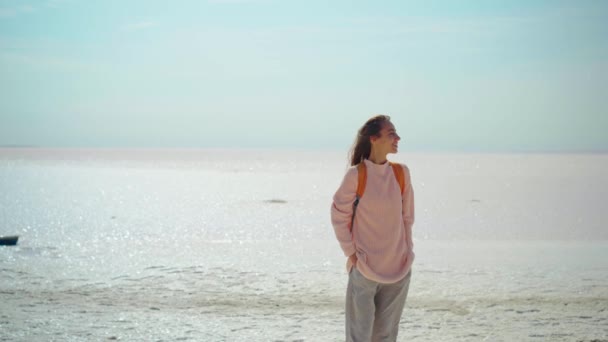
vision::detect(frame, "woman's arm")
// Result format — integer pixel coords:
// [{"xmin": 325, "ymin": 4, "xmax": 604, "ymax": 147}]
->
[
  {"xmin": 331, "ymin": 167, "xmax": 358, "ymax": 257},
  {"xmin": 401, "ymin": 165, "xmax": 415, "ymax": 250}
]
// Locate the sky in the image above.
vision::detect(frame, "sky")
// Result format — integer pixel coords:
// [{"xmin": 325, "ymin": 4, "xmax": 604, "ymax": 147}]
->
[{"xmin": 0, "ymin": 0, "xmax": 607, "ymax": 152}]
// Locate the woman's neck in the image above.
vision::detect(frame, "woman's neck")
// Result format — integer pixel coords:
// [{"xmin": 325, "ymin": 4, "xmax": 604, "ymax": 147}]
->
[{"xmin": 367, "ymin": 151, "xmax": 388, "ymax": 165}]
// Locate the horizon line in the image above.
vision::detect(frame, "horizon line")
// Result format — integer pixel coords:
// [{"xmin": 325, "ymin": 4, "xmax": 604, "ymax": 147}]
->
[{"xmin": 1, "ymin": 145, "xmax": 607, "ymax": 155}]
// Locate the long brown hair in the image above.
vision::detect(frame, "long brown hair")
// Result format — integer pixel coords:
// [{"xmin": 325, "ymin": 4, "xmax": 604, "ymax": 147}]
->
[{"xmin": 349, "ymin": 115, "xmax": 391, "ymax": 166}]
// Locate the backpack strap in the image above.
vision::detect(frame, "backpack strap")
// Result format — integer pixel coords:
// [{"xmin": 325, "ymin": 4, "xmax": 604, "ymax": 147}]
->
[
  {"xmin": 356, "ymin": 162, "xmax": 367, "ymax": 199},
  {"xmin": 389, "ymin": 162, "xmax": 405, "ymax": 195},
  {"xmin": 350, "ymin": 163, "xmax": 367, "ymax": 232}
]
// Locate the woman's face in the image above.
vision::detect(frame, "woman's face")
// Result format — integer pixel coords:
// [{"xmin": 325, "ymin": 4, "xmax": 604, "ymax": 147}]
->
[{"xmin": 371, "ymin": 121, "xmax": 401, "ymax": 155}]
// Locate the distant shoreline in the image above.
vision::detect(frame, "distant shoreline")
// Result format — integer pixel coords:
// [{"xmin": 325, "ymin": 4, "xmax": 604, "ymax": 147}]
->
[{"xmin": 0, "ymin": 146, "xmax": 606, "ymax": 155}]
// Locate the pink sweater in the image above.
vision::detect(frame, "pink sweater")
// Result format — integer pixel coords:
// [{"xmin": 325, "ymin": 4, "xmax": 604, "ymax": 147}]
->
[{"xmin": 331, "ymin": 159, "xmax": 415, "ymax": 284}]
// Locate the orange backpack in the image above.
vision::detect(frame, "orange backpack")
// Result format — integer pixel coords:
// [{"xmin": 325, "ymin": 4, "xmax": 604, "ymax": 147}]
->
[{"xmin": 350, "ymin": 162, "xmax": 405, "ymax": 231}]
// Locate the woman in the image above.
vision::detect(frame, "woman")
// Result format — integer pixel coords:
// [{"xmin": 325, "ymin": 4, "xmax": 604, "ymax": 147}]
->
[{"xmin": 331, "ymin": 115, "xmax": 415, "ymax": 342}]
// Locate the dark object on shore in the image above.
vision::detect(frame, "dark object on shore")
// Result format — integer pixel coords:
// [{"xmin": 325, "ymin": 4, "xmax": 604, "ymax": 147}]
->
[
  {"xmin": 0, "ymin": 235, "xmax": 19, "ymax": 246},
  {"xmin": 264, "ymin": 199, "xmax": 287, "ymax": 204}
]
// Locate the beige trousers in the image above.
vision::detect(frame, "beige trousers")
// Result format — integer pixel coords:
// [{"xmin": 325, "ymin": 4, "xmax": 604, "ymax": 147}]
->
[{"xmin": 346, "ymin": 267, "xmax": 411, "ymax": 342}]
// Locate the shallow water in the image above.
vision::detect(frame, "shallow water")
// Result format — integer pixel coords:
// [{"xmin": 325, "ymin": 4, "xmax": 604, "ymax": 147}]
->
[{"xmin": 1, "ymin": 149, "xmax": 607, "ymax": 341}]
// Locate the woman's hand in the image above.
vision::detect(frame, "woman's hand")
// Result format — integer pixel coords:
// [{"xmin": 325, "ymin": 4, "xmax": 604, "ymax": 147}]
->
[{"xmin": 349, "ymin": 253, "xmax": 358, "ymax": 266}]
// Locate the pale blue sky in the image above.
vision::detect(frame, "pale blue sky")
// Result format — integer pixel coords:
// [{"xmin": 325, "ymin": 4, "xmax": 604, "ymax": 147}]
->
[{"xmin": 0, "ymin": 0, "xmax": 606, "ymax": 151}]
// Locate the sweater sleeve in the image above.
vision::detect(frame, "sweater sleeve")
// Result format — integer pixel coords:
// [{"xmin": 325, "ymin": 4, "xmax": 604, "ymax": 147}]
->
[
  {"xmin": 401, "ymin": 165, "xmax": 415, "ymax": 250},
  {"xmin": 330, "ymin": 167, "xmax": 358, "ymax": 257}
]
